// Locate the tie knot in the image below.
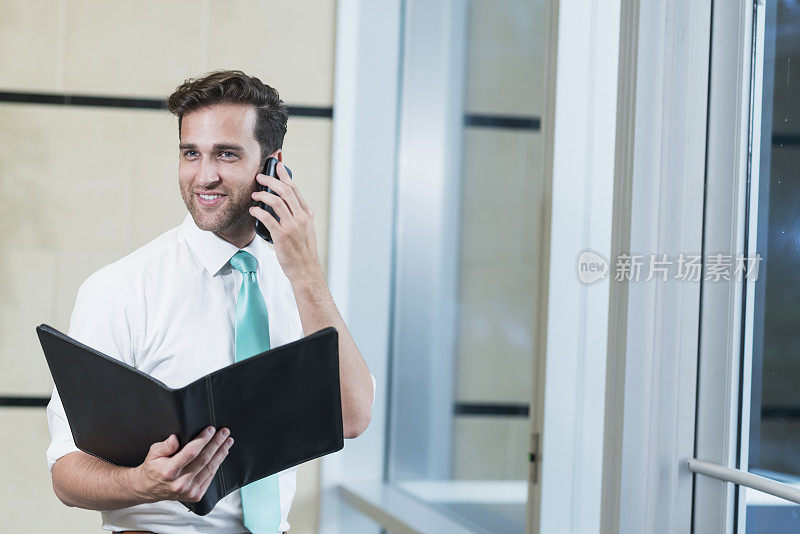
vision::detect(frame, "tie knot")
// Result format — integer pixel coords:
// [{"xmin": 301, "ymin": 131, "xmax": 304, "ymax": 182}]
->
[{"xmin": 229, "ymin": 250, "xmax": 259, "ymax": 274}]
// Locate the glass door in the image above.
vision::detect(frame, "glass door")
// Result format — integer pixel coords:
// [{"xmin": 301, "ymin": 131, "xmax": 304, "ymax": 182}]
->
[
  {"xmin": 386, "ymin": 1, "xmax": 546, "ymax": 533},
  {"xmin": 740, "ymin": 0, "xmax": 800, "ymax": 531}
]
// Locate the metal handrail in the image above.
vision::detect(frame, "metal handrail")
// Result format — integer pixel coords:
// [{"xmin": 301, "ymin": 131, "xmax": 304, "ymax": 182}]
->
[{"xmin": 687, "ymin": 459, "xmax": 800, "ymax": 505}]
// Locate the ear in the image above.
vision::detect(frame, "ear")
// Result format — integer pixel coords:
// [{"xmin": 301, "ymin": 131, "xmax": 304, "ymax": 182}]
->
[{"xmin": 269, "ymin": 149, "xmax": 283, "ymax": 162}]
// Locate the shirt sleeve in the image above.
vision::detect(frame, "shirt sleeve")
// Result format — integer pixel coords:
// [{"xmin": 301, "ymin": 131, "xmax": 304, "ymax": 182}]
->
[
  {"xmin": 285, "ymin": 279, "xmax": 377, "ymax": 408},
  {"xmin": 45, "ymin": 270, "xmax": 137, "ymax": 472}
]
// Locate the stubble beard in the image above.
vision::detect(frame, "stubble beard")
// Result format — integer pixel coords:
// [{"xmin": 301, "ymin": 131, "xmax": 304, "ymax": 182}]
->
[{"xmin": 180, "ymin": 181, "xmax": 257, "ymax": 237}]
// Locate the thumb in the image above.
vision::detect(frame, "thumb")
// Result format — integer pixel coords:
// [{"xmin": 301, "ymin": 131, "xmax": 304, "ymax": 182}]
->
[{"xmin": 150, "ymin": 434, "xmax": 179, "ymax": 458}]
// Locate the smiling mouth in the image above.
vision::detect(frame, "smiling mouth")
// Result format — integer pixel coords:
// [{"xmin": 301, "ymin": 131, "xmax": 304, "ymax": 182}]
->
[{"xmin": 196, "ymin": 193, "xmax": 226, "ymax": 206}]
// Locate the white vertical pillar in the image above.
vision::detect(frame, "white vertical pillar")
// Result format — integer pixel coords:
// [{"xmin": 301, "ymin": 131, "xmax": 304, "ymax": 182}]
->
[
  {"xmin": 538, "ymin": 0, "xmax": 621, "ymax": 532},
  {"xmin": 321, "ymin": 1, "xmax": 402, "ymax": 533}
]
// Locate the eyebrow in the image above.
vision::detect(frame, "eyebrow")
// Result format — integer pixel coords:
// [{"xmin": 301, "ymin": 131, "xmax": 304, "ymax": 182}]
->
[{"xmin": 179, "ymin": 143, "xmax": 246, "ymax": 152}]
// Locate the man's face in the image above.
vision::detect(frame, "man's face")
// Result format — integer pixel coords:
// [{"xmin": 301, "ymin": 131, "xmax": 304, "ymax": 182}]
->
[{"xmin": 178, "ymin": 103, "xmax": 264, "ymax": 240}]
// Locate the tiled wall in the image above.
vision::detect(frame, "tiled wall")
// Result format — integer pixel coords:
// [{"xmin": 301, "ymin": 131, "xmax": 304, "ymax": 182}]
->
[
  {"xmin": 452, "ymin": 0, "xmax": 545, "ymax": 480},
  {"xmin": 0, "ymin": 0, "xmax": 335, "ymax": 531}
]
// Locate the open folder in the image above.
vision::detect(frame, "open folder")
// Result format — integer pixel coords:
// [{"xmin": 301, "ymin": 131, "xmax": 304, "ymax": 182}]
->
[{"xmin": 36, "ymin": 323, "xmax": 344, "ymax": 516}]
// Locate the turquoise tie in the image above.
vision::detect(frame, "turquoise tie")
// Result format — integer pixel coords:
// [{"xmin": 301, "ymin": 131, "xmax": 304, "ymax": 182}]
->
[{"xmin": 229, "ymin": 250, "xmax": 281, "ymax": 534}]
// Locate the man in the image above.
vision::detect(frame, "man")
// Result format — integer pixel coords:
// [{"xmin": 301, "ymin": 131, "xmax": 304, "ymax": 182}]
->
[{"xmin": 45, "ymin": 70, "xmax": 376, "ymax": 533}]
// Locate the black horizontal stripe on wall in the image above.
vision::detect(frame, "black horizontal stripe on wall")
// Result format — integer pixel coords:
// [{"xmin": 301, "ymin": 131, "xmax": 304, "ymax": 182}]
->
[
  {"xmin": 454, "ymin": 402, "xmax": 529, "ymax": 417},
  {"xmin": 464, "ymin": 113, "xmax": 540, "ymax": 131},
  {"xmin": 0, "ymin": 91, "xmax": 333, "ymax": 118},
  {"xmin": 289, "ymin": 105, "xmax": 334, "ymax": 118},
  {"xmin": 771, "ymin": 133, "xmax": 800, "ymax": 147},
  {"xmin": 761, "ymin": 406, "xmax": 800, "ymax": 419},
  {"xmin": 0, "ymin": 396, "xmax": 50, "ymax": 408}
]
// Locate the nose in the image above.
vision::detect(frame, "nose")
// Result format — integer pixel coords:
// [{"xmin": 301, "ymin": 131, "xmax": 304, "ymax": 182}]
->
[{"xmin": 196, "ymin": 156, "xmax": 221, "ymax": 188}]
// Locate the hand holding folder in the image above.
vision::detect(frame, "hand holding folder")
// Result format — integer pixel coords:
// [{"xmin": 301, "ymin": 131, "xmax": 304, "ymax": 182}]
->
[{"xmin": 36, "ymin": 324, "xmax": 344, "ymax": 516}]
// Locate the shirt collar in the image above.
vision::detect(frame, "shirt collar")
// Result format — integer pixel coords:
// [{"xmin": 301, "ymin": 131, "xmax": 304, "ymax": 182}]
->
[{"xmin": 179, "ymin": 212, "xmax": 272, "ymax": 276}]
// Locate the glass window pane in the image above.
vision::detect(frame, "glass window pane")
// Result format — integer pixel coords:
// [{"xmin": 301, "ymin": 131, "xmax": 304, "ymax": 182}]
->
[
  {"xmin": 745, "ymin": 489, "xmax": 800, "ymax": 534},
  {"xmin": 745, "ymin": 0, "xmax": 800, "ymax": 529},
  {"xmin": 387, "ymin": 1, "xmax": 545, "ymax": 533}
]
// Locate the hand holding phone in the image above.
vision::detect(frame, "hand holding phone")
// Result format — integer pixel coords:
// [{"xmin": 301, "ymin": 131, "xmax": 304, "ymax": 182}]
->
[{"xmin": 253, "ymin": 157, "xmax": 292, "ymax": 243}]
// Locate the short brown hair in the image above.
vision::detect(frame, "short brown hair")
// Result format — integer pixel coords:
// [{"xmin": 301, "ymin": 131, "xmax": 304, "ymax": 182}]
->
[{"xmin": 166, "ymin": 70, "xmax": 288, "ymax": 164}]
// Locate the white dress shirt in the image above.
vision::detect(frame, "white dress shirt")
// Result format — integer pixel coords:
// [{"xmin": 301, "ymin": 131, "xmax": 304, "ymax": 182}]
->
[{"xmin": 45, "ymin": 212, "xmax": 370, "ymax": 533}]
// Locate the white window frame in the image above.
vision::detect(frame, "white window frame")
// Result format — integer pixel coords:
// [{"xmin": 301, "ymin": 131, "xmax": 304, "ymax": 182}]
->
[
  {"xmin": 598, "ymin": 0, "xmax": 711, "ymax": 531},
  {"xmin": 690, "ymin": 0, "xmax": 800, "ymax": 531},
  {"xmin": 691, "ymin": 0, "xmax": 756, "ymax": 529}
]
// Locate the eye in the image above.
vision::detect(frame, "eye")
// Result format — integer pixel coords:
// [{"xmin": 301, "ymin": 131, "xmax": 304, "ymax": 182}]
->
[
  {"xmin": 182, "ymin": 149, "xmax": 199, "ymax": 158},
  {"xmin": 219, "ymin": 151, "xmax": 238, "ymax": 159}
]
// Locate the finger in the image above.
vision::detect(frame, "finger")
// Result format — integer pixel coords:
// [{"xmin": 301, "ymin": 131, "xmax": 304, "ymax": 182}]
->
[
  {"xmin": 279, "ymin": 162, "xmax": 311, "ymax": 212},
  {"xmin": 254, "ymin": 170, "xmax": 295, "ymax": 207},
  {"xmin": 149, "ymin": 434, "xmax": 180, "ymax": 459},
  {"xmin": 191, "ymin": 436, "xmax": 234, "ymax": 495},
  {"xmin": 276, "ymin": 161, "xmax": 291, "ymax": 182},
  {"xmin": 180, "ymin": 428, "xmax": 230, "ymax": 478},
  {"xmin": 170, "ymin": 426, "xmax": 216, "ymax": 471},
  {"xmin": 264, "ymin": 172, "xmax": 314, "ymax": 227},
  {"xmin": 249, "ymin": 205, "xmax": 282, "ymax": 237},
  {"xmin": 265, "ymin": 172, "xmax": 303, "ymax": 216},
  {"xmin": 251, "ymin": 189, "xmax": 292, "ymax": 222}
]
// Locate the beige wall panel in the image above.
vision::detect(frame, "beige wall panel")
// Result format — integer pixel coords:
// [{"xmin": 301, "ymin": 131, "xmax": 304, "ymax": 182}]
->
[
  {"xmin": 63, "ymin": 0, "xmax": 206, "ymax": 97},
  {"xmin": 459, "ymin": 128, "xmax": 541, "ymax": 267},
  {"xmin": 281, "ymin": 117, "xmax": 332, "ymax": 275},
  {"xmin": 453, "ymin": 417, "xmax": 528, "ymax": 479},
  {"xmin": 0, "ymin": 104, "xmax": 136, "ymax": 253},
  {"xmin": 289, "ymin": 458, "xmax": 320, "ymax": 534},
  {"xmin": 455, "ymin": 129, "xmax": 540, "ymax": 401},
  {"xmin": 465, "ymin": 0, "xmax": 545, "ymax": 116},
  {"xmin": 0, "ymin": 0, "xmax": 62, "ymax": 92},
  {"xmin": 129, "ymin": 111, "xmax": 187, "ymax": 248},
  {"xmin": 207, "ymin": 0, "xmax": 336, "ymax": 106},
  {"xmin": 456, "ymin": 264, "xmax": 535, "ymax": 404},
  {"xmin": 0, "ymin": 246, "xmax": 57, "ymax": 395},
  {"xmin": 0, "ymin": 408, "xmax": 105, "ymax": 532},
  {"xmin": 453, "ymin": 417, "xmax": 511, "ymax": 479},
  {"xmin": 505, "ymin": 418, "xmax": 529, "ymax": 477}
]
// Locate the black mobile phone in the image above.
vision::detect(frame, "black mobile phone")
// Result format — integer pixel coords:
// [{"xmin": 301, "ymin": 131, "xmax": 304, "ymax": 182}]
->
[{"xmin": 254, "ymin": 156, "xmax": 292, "ymax": 243}]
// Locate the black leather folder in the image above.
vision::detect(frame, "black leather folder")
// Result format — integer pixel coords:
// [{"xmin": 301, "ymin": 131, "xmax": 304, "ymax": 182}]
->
[{"xmin": 36, "ymin": 323, "xmax": 344, "ymax": 516}]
